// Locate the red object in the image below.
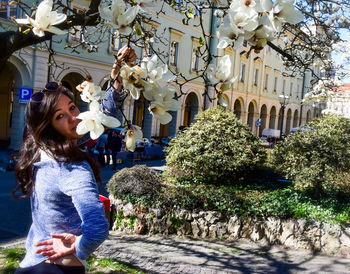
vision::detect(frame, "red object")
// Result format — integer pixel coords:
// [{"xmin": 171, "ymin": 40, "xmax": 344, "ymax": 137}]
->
[{"xmin": 99, "ymin": 195, "xmax": 110, "ymax": 212}]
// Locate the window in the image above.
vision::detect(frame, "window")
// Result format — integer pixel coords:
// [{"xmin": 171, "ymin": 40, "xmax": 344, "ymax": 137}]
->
[
  {"xmin": 240, "ymin": 64, "xmax": 245, "ymax": 82},
  {"xmin": 254, "ymin": 69, "xmax": 259, "ymax": 86},
  {"xmin": 289, "ymin": 82, "xmax": 293, "ymax": 97},
  {"xmin": 170, "ymin": 41, "xmax": 179, "ymax": 66},
  {"xmin": 264, "ymin": 73, "xmax": 269, "ymax": 90},
  {"xmin": 0, "ymin": 1, "xmax": 18, "ymax": 19},
  {"xmin": 274, "ymin": 77, "xmax": 278, "ymax": 92},
  {"xmin": 282, "ymin": 79, "xmax": 286, "ymax": 93},
  {"xmin": 110, "ymin": 28, "xmax": 122, "ymax": 51},
  {"xmin": 191, "ymin": 46, "xmax": 200, "ymax": 71},
  {"xmin": 143, "ymin": 40, "xmax": 154, "ymax": 57},
  {"xmin": 243, "ymin": 40, "xmax": 248, "ymax": 47},
  {"xmin": 297, "ymin": 84, "xmax": 300, "ymax": 98},
  {"xmin": 69, "ymin": 7, "xmax": 85, "ymax": 42}
]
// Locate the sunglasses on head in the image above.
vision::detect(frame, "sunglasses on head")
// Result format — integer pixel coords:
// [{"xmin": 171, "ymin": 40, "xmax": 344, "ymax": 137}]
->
[{"xmin": 30, "ymin": 82, "xmax": 59, "ymax": 102}]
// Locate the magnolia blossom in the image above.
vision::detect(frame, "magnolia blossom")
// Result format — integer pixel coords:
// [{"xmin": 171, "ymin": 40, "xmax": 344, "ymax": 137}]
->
[
  {"xmin": 76, "ymin": 101, "xmax": 121, "ymax": 140},
  {"xmin": 304, "ymin": 79, "xmax": 343, "ymax": 104},
  {"xmin": 140, "ymin": 55, "xmax": 168, "ymax": 84},
  {"xmin": 269, "ymin": 0, "xmax": 304, "ymax": 32},
  {"xmin": 144, "ymin": 85, "xmax": 180, "ymax": 124},
  {"xmin": 207, "ymin": 55, "xmax": 237, "ymax": 91},
  {"xmin": 119, "ymin": 64, "xmax": 147, "ymax": 100},
  {"xmin": 121, "ymin": 125, "xmax": 143, "ymax": 152},
  {"xmin": 99, "ymin": 0, "xmax": 140, "ymax": 35},
  {"xmin": 80, "ymin": 83, "xmax": 108, "ymax": 103},
  {"xmin": 218, "ymin": 0, "xmax": 303, "ymax": 51},
  {"xmin": 15, "ymin": 0, "xmax": 66, "ymax": 37}
]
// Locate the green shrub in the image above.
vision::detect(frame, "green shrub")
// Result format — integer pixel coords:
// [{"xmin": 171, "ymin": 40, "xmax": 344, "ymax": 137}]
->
[
  {"xmin": 107, "ymin": 165, "xmax": 163, "ymax": 204},
  {"xmin": 269, "ymin": 114, "xmax": 350, "ymax": 196},
  {"xmin": 164, "ymin": 107, "xmax": 267, "ymax": 184}
]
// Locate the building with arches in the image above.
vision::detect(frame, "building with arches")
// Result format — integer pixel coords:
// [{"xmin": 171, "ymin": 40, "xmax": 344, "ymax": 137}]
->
[{"xmin": 1, "ymin": 1, "xmax": 320, "ymax": 150}]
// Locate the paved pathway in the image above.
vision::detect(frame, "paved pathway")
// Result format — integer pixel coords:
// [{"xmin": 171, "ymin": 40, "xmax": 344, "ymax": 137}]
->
[{"xmin": 94, "ymin": 231, "xmax": 350, "ymax": 274}]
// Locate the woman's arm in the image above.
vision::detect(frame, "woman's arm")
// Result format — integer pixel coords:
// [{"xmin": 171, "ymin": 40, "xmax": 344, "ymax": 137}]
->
[{"xmin": 101, "ymin": 46, "xmax": 137, "ymax": 117}]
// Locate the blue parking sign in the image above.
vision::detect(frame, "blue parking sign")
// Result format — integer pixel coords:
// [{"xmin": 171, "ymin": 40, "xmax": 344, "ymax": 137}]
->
[
  {"xmin": 255, "ymin": 118, "xmax": 262, "ymax": 127},
  {"xmin": 19, "ymin": 88, "xmax": 32, "ymax": 103}
]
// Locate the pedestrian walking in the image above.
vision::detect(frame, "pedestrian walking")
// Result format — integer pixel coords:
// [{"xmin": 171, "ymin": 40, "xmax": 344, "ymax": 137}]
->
[{"xmin": 107, "ymin": 130, "xmax": 122, "ymax": 170}]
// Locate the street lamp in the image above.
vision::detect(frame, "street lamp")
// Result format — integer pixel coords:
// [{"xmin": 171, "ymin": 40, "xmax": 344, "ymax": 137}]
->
[{"xmin": 279, "ymin": 94, "xmax": 289, "ymax": 139}]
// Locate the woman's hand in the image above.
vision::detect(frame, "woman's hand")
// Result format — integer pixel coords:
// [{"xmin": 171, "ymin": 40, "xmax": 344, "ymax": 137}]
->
[
  {"xmin": 111, "ymin": 45, "xmax": 137, "ymax": 89},
  {"xmin": 35, "ymin": 233, "xmax": 77, "ymax": 261}
]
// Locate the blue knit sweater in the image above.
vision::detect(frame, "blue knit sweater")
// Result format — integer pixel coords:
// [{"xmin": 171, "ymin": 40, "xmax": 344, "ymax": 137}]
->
[{"xmin": 19, "ymin": 154, "xmax": 109, "ymax": 268}]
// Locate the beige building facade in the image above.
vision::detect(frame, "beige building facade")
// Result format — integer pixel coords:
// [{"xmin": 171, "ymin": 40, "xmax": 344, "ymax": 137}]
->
[{"xmin": 1, "ymin": 1, "xmax": 320, "ymax": 150}]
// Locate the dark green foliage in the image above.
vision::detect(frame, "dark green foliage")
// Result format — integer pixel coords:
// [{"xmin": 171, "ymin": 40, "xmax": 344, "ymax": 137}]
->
[
  {"xmin": 107, "ymin": 165, "xmax": 163, "ymax": 205},
  {"xmin": 164, "ymin": 107, "xmax": 267, "ymax": 184},
  {"xmin": 160, "ymin": 182, "xmax": 350, "ymax": 225},
  {"xmin": 269, "ymin": 114, "xmax": 350, "ymax": 196}
]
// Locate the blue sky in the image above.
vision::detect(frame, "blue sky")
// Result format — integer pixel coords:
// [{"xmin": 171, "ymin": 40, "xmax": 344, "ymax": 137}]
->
[{"xmin": 333, "ymin": 29, "xmax": 350, "ymax": 83}]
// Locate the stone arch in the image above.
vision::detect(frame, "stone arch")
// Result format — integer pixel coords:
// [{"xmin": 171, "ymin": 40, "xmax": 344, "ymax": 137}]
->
[
  {"xmin": 6, "ymin": 56, "xmax": 32, "ymax": 149},
  {"xmin": 269, "ymin": 106, "xmax": 277, "ymax": 129},
  {"xmin": 221, "ymin": 93, "xmax": 230, "ymax": 109},
  {"xmin": 183, "ymin": 92, "xmax": 199, "ymax": 127},
  {"xmin": 306, "ymin": 109, "xmax": 311, "ymax": 123},
  {"xmin": 60, "ymin": 72, "xmax": 86, "ymax": 111},
  {"xmin": 285, "ymin": 108, "xmax": 292, "ymax": 134},
  {"xmin": 277, "ymin": 108, "xmax": 282, "ymax": 131},
  {"xmin": 260, "ymin": 104, "xmax": 268, "ymax": 136},
  {"xmin": 233, "ymin": 97, "xmax": 244, "ymax": 120},
  {"xmin": 247, "ymin": 100, "xmax": 257, "ymax": 130},
  {"xmin": 293, "ymin": 109, "xmax": 299, "ymax": 128}
]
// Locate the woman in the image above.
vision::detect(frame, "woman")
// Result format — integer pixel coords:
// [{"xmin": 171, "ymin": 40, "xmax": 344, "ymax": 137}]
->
[
  {"xmin": 13, "ymin": 82, "xmax": 108, "ymax": 274},
  {"xmin": 14, "ymin": 46, "xmax": 136, "ymax": 274}
]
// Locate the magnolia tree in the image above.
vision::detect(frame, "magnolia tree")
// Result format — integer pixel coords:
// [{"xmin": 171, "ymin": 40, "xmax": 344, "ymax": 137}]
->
[{"xmin": 1, "ymin": 0, "xmax": 349, "ymax": 147}]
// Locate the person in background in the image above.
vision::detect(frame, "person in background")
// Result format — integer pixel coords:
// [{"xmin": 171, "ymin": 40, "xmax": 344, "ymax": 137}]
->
[
  {"xmin": 95, "ymin": 132, "xmax": 108, "ymax": 166},
  {"xmin": 107, "ymin": 130, "xmax": 122, "ymax": 170}
]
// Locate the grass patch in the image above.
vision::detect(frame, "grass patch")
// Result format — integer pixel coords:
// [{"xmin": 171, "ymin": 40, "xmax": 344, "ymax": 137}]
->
[
  {"xmin": 0, "ymin": 247, "xmax": 143, "ymax": 274},
  {"xmin": 86, "ymin": 255, "xmax": 143, "ymax": 273},
  {"xmin": 0, "ymin": 247, "xmax": 26, "ymax": 274}
]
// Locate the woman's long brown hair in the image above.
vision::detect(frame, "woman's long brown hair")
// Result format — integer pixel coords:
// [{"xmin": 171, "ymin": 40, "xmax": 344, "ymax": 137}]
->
[{"xmin": 13, "ymin": 85, "xmax": 101, "ymax": 198}]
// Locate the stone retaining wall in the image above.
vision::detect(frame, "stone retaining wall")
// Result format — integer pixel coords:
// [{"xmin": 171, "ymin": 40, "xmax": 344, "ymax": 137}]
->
[{"xmin": 109, "ymin": 196, "xmax": 350, "ymax": 258}]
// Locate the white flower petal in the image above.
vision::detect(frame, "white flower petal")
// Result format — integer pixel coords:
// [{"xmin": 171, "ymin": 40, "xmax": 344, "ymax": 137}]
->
[
  {"xmin": 76, "ymin": 121, "xmax": 90, "ymax": 135},
  {"xmin": 90, "ymin": 122, "xmax": 105, "ymax": 140},
  {"xmin": 100, "ymin": 114, "xmax": 121, "ymax": 128},
  {"xmin": 157, "ymin": 112, "xmax": 172, "ymax": 125}
]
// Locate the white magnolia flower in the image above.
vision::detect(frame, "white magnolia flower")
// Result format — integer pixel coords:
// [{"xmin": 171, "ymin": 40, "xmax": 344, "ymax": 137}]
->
[
  {"xmin": 15, "ymin": 0, "xmax": 67, "ymax": 37},
  {"xmin": 247, "ymin": 16, "xmax": 275, "ymax": 49},
  {"xmin": 122, "ymin": 125, "xmax": 143, "ymax": 152},
  {"xmin": 76, "ymin": 101, "xmax": 121, "ymax": 140},
  {"xmin": 141, "ymin": 55, "xmax": 168, "ymax": 84},
  {"xmin": 269, "ymin": 0, "xmax": 304, "ymax": 32},
  {"xmin": 207, "ymin": 55, "xmax": 237, "ymax": 91},
  {"xmin": 217, "ymin": 25, "xmax": 245, "ymax": 49},
  {"xmin": 99, "ymin": 0, "xmax": 140, "ymax": 36},
  {"xmin": 230, "ymin": 0, "xmax": 258, "ymax": 18},
  {"xmin": 80, "ymin": 83, "xmax": 107, "ymax": 103},
  {"xmin": 119, "ymin": 64, "xmax": 147, "ymax": 100},
  {"xmin": 145, "ymin": 86, "xmax": 180, "ymax": 124},
  {"xmin": 229, "ymin": 10, "xmax": 259, "ymax": 33}
]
